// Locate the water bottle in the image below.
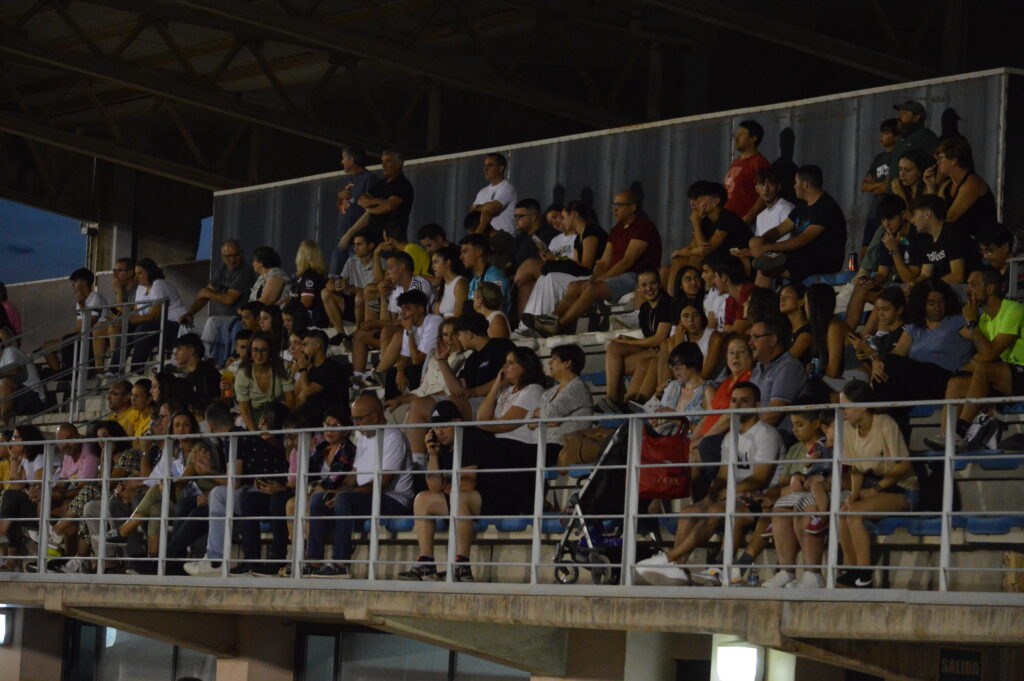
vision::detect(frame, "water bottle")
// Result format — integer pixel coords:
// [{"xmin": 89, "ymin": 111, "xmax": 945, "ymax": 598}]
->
[{"xmin": 746, "ymin": 569, "xmax": 760, "ymax": 587}]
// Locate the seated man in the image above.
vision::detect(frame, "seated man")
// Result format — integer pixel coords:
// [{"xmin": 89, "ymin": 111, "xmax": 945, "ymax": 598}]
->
[
  {"xmin": 374, "ymin": 290, "xmax": 442, "ymax": 400},
  {"xmin": 540, "ymin": 190, "xmax": 662, "ymax": 336},
  {"xmin": 305, "ymin": 394, "xmax": 414, "ymax": 578},
  {"xmin": 436, "ymin": 312, "xmax": 515, "ymax": 419},
  {"xmin": 926, "ymin": 267, "xmax": 1024, "ymax": 450},
  {"xmin": 634, "ymin": 382, "xmax": 782, "ymax": 585},
  {"xmin": 104, "ymin": 380, "xmax": 142, "ymax": 437},
  {"xmin": 379, "ymin": 221, "xmax": 431, "ymax": 278},
  {"xmin": 398, "ymin": 399, "xmax": 517, "ymax": 582},
  {"xmin": 179, "ymin": 239, "xmax": 255, "ymax": 362},
  {"xmin": 908, "ymin": 194, "xmax": 966, "ymax": 285},
  {"xmin": 464, "ymin": 212, "xmax": 514, "ymax": 275},
  {"xmin": 977, "ymin": 224, "xmax": 1023, "ymax": 298},
  {"xmin": 352, "ymin": 251, "xmax": 432, "ymax": 379},
  {"xmin": 321, "ymin": 232, "xmax": 377, "ymax": 342},
  {"xmin": 1, "ymin": 335, "xmax": 46, "ymax": 422},
  {"xmin": 49, "ymin": 423, "xmax": 101, "ymax": 561},
  {"xmin": 710, "ymin": 254, "xmax": 755, "ymax": 336},
  {"xmin": 416, "ymin": 223, "xmax": 451, "ymax": 287},
  {"xmin": 749, "ymin": 165, "xmax": 848, "ymax": 288},
  {"xmin": 172, "ymin": 333, "xmax": 222, "ymax": 409},
  {"xmin": 460, "ymin": 234, "xmax": 510, "ymax": 313},
  {"xmin": 42, "ymin": 267, "xmax": 108, "ymax": 373},
  {"xmin": 510, "ymin": 198, "xmax": 558, "ymax": 315},
  {"xmin": 669, "ymin": 182, "xmax": 750, "ymax": 288},
  {"xmin": 295, "ymin": 329, "xmax": 350, "ymax": 426}
]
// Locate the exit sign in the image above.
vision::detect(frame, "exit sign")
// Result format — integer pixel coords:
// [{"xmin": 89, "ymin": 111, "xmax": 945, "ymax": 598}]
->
[{"xmin": 938, "ymin": 648, "xmax": 982, "ymax": 681}]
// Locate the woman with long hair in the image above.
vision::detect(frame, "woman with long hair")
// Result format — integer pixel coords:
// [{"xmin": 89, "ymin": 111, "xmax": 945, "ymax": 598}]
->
[
  {"xmin": 477, "ymin": 347, "xmax": 548, "ymax": 441},
  {"xmin": 848, "ymin": 286, "xmax": 907, "ymax": 374},
  {"xmin": 258, "ymin": 304, "xmax": 286, "ymax": 355},
  {"xmin": 126, "ymin": 257, "xmax": 187, "ymax": 371},
  {"xmin": 804, "ymin": 283, "xmax": 849, "ymax": 384},
  {"xmin": 431, "ymin": 245, "xmax": 469, "ymax": 319},
  {"xmin": 0, "ymin": 424, "xmax": 46, "ymax": 556},
  {"xmin": 779, "ymin": 283, "xmax": 812, "ymax": 364},
  {"xmin": 290, "ymin": 240, "xmax": 330, "ymax": 328},
  {"xmin": 234, "ymin": 331, "xmax": 295, "ymax": 431},
  {"xmin": 890, "ymin": 149, "xmax": 928, "ymax": 214}
]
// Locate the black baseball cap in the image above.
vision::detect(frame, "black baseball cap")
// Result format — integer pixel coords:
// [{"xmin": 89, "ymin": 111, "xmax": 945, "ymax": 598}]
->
[
  {"xmin": 893, "ymin": 100, "xmax": 926, "ymax": 118},
  {"xmin": 429, "ymin": 400, "xmax": 461, "ymax": 424}
]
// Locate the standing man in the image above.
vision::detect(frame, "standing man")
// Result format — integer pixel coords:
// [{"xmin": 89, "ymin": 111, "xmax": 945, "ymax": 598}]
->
[
  {"xmin": 179, "ymin": 239, "xmax": 255, "ymax": 362},
  {"xmin": 352, "ymin": 150, "xmax": 414, "ymax": 243},
  {"xmin": 331, "ymin": 144, "xmax": 377, "ymax": 276},
  {"xmin": 858, "ymin": 118, "xmax": 899, "ymax": 263},
  {"xmin": 724, "ymin": 120, "xmax": 772, "ymax": 224},
  {"xmin": 892, "ymin": 100, "xmax": 939, "ymax": 160},
  {"xmin": 469, "ymin": 153, "xmax": 518, "ymax": 237}
]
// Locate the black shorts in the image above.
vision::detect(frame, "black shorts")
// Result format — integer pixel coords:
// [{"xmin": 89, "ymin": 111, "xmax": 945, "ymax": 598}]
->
[{"xmin": 1010, "ymin": 363, "xmax": 1024, "ymax": 395}]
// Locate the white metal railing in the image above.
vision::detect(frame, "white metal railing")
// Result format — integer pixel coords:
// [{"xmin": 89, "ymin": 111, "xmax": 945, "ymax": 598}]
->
[{"xmin": 1, "ymin": 394, "xmax": 1023, "ymax": 603}]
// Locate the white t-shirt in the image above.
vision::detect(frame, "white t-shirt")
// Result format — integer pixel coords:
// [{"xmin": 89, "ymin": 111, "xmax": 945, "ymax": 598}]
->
[
  {"xmin": 135, "ymin": 279, "xmax": 187, "ymax": 322},
  {"xmin": 720, "ymin": 420, "xmax": 785, "ymax": 491},
  {"xmin": 703, "ymin": 289, "xmax": 729, "ymax": 332},
  {"xmin": 547, "ymin": 233, "xmax": 577, "ymax": 259},
  {"xmin": 401, "ymin": 314, "xmax": 443, "ymax": 358},
  {"xmin": 353, "ymin": 429, "xmax": 413, "ymax": 508},
  {"xmin": 754, "ymin": 198, "xmax": 795, "ymax": 239},
  {"xmin": 0, "ymin": 345, "xmax": 44, "ymax": 399},
  {"xmin": 387, "ymin": 276, "xmax": 434, "ymax": 316},
  {"xmin": 473, "ymin": 179, "xmax": 518, "ymax": 234},
  {"xmin": 494, "ymin": 383, "xmax": 545, "ymax": 444},
  {"xmin": 77, "ymin": 290, "xmax": 109, "ymax": 324}
]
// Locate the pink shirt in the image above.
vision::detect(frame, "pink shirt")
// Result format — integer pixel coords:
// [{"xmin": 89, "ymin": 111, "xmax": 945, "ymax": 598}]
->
[
  {"xmin": 2, "ymin": 301, "xmax": 21, "ymax": 336},
  {"xmin": 60, "ymin": 447, "xmax": 100, "ymax": 484}
]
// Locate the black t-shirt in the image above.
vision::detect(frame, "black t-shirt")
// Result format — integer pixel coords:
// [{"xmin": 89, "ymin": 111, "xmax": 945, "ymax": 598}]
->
[
  {"xmin": 878, "ymin": 229, "xmax": 924, "ymax": 273},
  {"xmin": 186, "ymin": 360, "xmax": 222, "ymax": 408},
  {"xmin": 700, "ymin": 209, "xmax": 751, "ymax": 255},
  {"xmin": 290, "ymin": 269, "xmax": 329, "ymax": 327},
  {"xmin": 301, "ymin": 358, "xmax": 349, "ymax": 425},
  {"xmin": 437, "ymin": 426, "xmax": 516, "ymax": 513},
  {"xmin": 864, "ymin": 150, "xmax": 893, "ymax": 217},
  {"xmin": 218, "ymin": 429, "xmax": 286, "ymax": 477},
  {"xmin": 573, "ymin": 224, "xmax": 608, "ymax": 267},
  {"xmin": 786, "ymin": 192, "xmax": 847, "ymax": 275},
  {"xmin": 920, "ymin": 224, "xmax": 965, "ymax": 280},
  {"xmin": 639, "ymin": 296, "xmax": 674, "ymax": 337},
  {"xmin": 366, "ymin": 173, "xmax": 414, "ymax": 241},
  {"xmin": 512, "ymin": 224, "xmax": 557, "ymax": 266},
  {"xmin": 458, "ymin": 338, "xmax": 516, "ymax": 390}
]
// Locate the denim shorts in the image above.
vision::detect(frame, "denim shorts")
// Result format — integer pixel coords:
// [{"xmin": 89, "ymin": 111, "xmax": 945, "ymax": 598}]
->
[{"xmin": 604, "ymin": 272, "xmax": 638, "ymax": 302}]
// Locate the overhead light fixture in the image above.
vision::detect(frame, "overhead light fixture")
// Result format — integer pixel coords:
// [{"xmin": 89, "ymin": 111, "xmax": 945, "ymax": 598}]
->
[{"xmin": 713, "ymin": 640, "xmax": 764, "ymax": 681}]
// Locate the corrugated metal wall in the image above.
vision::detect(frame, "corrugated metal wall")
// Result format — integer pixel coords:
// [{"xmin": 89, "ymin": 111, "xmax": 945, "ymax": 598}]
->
[{"xmin": 212, "ymin": 70, "xmax": 1008, "ymax": 269}]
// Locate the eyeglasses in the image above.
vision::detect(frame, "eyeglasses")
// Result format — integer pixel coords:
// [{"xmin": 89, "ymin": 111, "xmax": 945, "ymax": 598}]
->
[
  {"xmin": 351, "ymin": 414, "xmax": 374, "ymax": 424},
  {"xmin": 749, "ymin": 333, "xmax": 775, "ymax": 341},
  {"xmin": 611, "ymin": 202, "xmax": 634, "ymax": 208}
]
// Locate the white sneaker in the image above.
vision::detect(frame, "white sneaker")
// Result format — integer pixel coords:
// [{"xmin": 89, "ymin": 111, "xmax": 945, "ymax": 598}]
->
[
  {"xmin": 61, "ymin": 558, "xmax": 86, "ymax": 574},
  {"xmin": 785, "ymin": 571, "xmax": 825, "ymax": 588},
  {"xmin": 634, "ymin": 551, "xmax": 668, "ymax": 585},
  {"xmin": 659, "ymin": 565, "xmax": 691, "ymax": 586},
  {"xmin": 183, "ymin": 559, "xmax": 222, "ymax": 577},
  {"xmin": 691, "ymin": 567, "xmax": 723, "ymax": 586},
  {"xmin": 761, "ymin": 570, "xmax": 796, "ymax": 588}
]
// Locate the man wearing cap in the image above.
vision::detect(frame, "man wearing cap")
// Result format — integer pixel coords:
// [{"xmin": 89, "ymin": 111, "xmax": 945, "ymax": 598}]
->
[
  {"xmin": 398, "ymin": 399, "xmax": 518, "ymax": 582},
  {"xmin": 892, "ymin": 100, "xmax": 939, "ymax": 160}
]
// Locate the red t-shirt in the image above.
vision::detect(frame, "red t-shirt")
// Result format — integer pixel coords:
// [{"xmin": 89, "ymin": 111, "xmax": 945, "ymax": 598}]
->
[
  {"xmin": 608, "ymin": 212, "xmax": 662, "ymax": 273},
  {"xmin": 724, "ymin": 283, "xmax": 756, "ymax": 326},
  {"xmin": 724, "ymin": 153, "xmax": 771, "ymax": 218}
]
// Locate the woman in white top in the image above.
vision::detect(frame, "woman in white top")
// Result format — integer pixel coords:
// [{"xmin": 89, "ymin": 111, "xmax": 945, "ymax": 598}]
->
[
  {"xmin": 249, "ymin": 246, "xmax": 290, "ymax": 305},
  {"xmin": 473, "ymin": 281, "xmax": 511, "ymax": 338},
  {"xmin": 659, "ymin": 301, "xmax": 722, "ymax": 386},
  {"xmin": 127, "ymin": 258, "xmax": 186, "ymax": 371},
  {"xmin": 476, "ymin": 347, "xmax": 547, "ymax": 445},
  {"xmin": 431, "ymin": 245, "xmax": 468, "ymax": 319}
]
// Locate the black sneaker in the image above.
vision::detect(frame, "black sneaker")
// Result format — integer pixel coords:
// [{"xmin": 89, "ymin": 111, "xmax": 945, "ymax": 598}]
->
[
  {"xmin": 229, "ymin": 564, "xmax": 251, "ymax": 575},
  {"xmin": 453, "ymin": 563, "xmax": 475, "ymax": 582},
  {"xmin": 328, "ymin": 333, "xmax": 348, "ymax": 346},
  {"xmin": 836, "ymin": 569, "xmax": 873, "ymax": 588},
  {"xmin": 398, "ymin": 557, "xmax": 440, "ymax": 581},
  {"xmin": 250, "ymin": 563, "xmax": 283, "ymax": 577},
  {"xmin": 105, "ymin": 529, "xmax": 128, "ymax": 545},
  {"xmin": 311, "ymin": 563, "xmax": 351, "ymax": 579}
]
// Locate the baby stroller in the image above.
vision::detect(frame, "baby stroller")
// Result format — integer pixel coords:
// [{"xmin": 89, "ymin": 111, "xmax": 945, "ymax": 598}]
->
[{"xmin": 552, "ymin": 421, "xmax": 689, "ymax": 585}]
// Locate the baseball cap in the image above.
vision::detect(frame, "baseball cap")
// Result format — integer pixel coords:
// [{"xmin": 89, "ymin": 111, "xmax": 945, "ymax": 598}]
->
[
  {"xmin": 429, "ymin": 400, "xmax": 462, "ymax": 424},
  {"xmin": 893, "ymin": 100, "xmax": 926, "ymax": 118}
]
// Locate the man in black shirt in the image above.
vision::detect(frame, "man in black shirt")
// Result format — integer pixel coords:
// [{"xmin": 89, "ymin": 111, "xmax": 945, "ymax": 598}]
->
[
  {"xmin": 910, "ymin": 194, "xmax": 966, "ymax": 285},
  {"xmin": 295, "ymin": 329, "xmax": 349, "ymax": 425},
  {"xmin": 750, "ymin": 165, "xmax": 847, "ymax": 288},
  {"xmin": 436, "ymin": 312, "xmax": 515, "ymax": 418},
  {"xmin": 352, "ymin": 149, "xmax": 414, "ymax": 243},
  {"xmin": 397, "ymin": 400, "xmax": 517, "ymax": 582},
  {"xmin": 510, "ymin": 198, "xmax": 558, "ymax": 315},
  {"xmin": 172, "ymin": 333, "xmax": 221, "ymax": 408}
]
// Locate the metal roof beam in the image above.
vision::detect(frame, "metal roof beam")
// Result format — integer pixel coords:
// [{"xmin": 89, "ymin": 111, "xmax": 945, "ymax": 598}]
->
[
  {"xmin": 0, "ymin": 109, "xmax": 242, "ymax": 190},
  {"xmin": 635, "ymin": 0, "xmax": 936, "ymax": 82}
]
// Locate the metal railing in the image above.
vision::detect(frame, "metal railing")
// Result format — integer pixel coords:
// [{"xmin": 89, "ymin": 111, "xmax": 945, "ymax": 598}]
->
[{"xmin": 1, "ymin": 394, "xmax": 1023, "ymax": 603}]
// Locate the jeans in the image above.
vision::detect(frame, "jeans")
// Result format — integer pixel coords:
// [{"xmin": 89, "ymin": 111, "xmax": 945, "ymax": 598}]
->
[
  {"xmin": 165, "ymin": 504, "xmax": 210, "ymax": 574},
  {"xmin": 205, "ymin": 485, "xmax": 249, "ymax": 561},
  {"xmin": 201, "ymin": 315, "xmax": 237, "ymax": 363},
  {"xmin": 130, "ymin": 320, "xmax": 179, "ymax": 370},
  {"xmin": 238, "ymin": 489, "xmax": 293, "ymax": 562},
  {"xmin": 306, "ymin": 491, "xmax": 409, "ymax": 562}
]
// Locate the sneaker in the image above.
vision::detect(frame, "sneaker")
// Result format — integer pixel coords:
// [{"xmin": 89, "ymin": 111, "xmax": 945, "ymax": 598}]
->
[
  {"xmin": 60, "ymin": 557, "xmax": 87, "ymax": 574},
  {"xmin": 183, "ymin": 559, "xmax": 223, "ymax": 577},
  {"xmin": 250, "ymin": 563, "xmax": 284, "ymax": 577},
  {"xmin": 532, "ymin": 314, "xmax": 561, "ymax": 338},
  {"xmin": 328, "ymin": 333, "xmax": 347, "ymax": 347},
  {"xmin": 277, "ymin": 563, "xmax": 314, "ymax": 577},
  {"xmin": 691, "ymin": 567, "xmax": 723, "ymax": 586},
  {"xmin": 229, "ymin": 564, "xmax": 251, "ymax": 575},
  {"xmin": 923, "ymin": 431, "xmax": 966, "ymax": 452},
  {"xmin": 805, "ymin": 515, "xmax": 829, "ymax": 535},
  {"xmin": 105, "ymin": 529, "xmax": 129, "ymax": 545},
  {"xmin": 785, "ymin": 571, "xmax": 825, "ymax": 589},
  {"xmin": 634, "ymin": 551, "xmax": 669, "ymax": 585},
  {"xmin": 311, "ymin": 563, "xmax": 351, "ymax": 579},
  {"xmin": 836, "ymin": 569, "xmax": 874, "ymax": 589},
  {"xmin": 761, "ymin": 570, "xmax": 796, "ymax": 588},
  {"xmin": 760, "ymin": 523, "xmax": 774, "ymax": 538},
  {"xmin": 398, "ymin": 557, "xmax": 441, "ymax": 581},
  {"xmin": 752, "ymin": 250, "xmax": 787, "ymax": 273},
  {"xmin": 452, "ymin": 563, "xmax": 474, "ymax": 582},
  {"xmin": 635, "ymin": 552, "xmax": 689, "ymax": 585}
]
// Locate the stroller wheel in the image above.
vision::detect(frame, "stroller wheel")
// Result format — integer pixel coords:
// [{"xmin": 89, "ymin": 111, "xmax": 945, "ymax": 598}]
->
[
  {"xmin": 589, "ymin": 552, "xmax": 612, "ymax": 585},
  {"xmin": 554, "ymin": 564, "xmax": 579, "ymax": 585}
]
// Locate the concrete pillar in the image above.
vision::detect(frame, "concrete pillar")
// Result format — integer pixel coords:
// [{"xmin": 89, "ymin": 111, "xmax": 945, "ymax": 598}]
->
[
  {"xmin": 624, "ymin": 631, "xmax": 675, "ymax": 681},
  {"xmin": 215, "ymin": 616, "xmax": 295, "ymax": 681},
  {"xmin": 0, "ymin": 608, "xmax": 64, "ymax": 681}
]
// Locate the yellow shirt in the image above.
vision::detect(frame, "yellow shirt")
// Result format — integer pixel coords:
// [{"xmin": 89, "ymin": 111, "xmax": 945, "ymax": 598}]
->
[
  {"xmin": 404, "ymin": 244, "xmax": 432, "ymax": 277},
  {"xmin": 109, "ymin": 408, "xmax": 143, "ymax": 438},
  {"xmin": 0, "ymin": 459, "xmax": 11, "ymax": 490}
]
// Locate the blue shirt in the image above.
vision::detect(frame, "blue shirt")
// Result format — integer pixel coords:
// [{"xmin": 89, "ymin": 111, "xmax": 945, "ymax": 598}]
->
[
  {"xmin": 337, "ymin": 169, "xmax": 377, "ymax": 234},
  {"xmin": 906, "ymin": 315, "xmax": 974, "ymax": 373},
  {"xmin": 468, "ymin": 266, "xmax": 511, "ymax": 313}
]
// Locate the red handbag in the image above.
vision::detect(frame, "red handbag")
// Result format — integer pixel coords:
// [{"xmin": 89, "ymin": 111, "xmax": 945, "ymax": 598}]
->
[{"xmin": 639, "ymin": 422, "xmax": 690, "ymax": 499}]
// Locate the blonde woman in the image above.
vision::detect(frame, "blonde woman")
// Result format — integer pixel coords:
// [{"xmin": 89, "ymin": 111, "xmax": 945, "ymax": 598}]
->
[{"xmin": 289, "ymin": 240, "xmax": 330, "ymax": 328}]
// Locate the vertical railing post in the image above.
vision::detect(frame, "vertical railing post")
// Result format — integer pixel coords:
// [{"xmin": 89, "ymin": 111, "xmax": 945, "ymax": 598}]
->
[
  {"xmin": 445, "ymin": 424, "xmax": 463, "ymax": 583},
  {"xmin": 97, "ymin": 439, "xmax": 112, "ymax": 575},
  {"xmin": 157, "ymin": 436, "xmax": 172, "ymax": 577},
  {"xmin": 37, "ymin": 442, "xmax": 54, "ymax": 573},
  {"xmin": 529, "ymin": 422, "xmax": 547, "ymax": 585},
  {"xmin": 722, "ymin": 412, "xmax": 739, "ymax": 588},
  {"xmin": 292, "ymin": 430, "xmax": 311, "ymax": 580},
  {"xmin": 368, "ymin": 427, "xmax": 383, "ymax": 581},
  {"xmin": 69, "ymin": 338, "xmax": 80, "ymax": 423},
  {"xmin": 76, "ymin": 313, "xmax": 92, "ymax": 416},
  {"xmin": 826, "ymin": 405, "xmax": 844, "ymax": 589},
  {"xmin": 118, "ymin": 301, "xmax": 130, "ymax": 372},
  {"xmin": 621, "ymin": 416, "xmax": 642, "ymax": 586},
  {"xmin": 222, "ymin": 433, "xmax": 238, "ymax": 578},
  {"xmin": 156, "ymin": 300, "xmax": 167, "ymax": 373},
  {"xmin": 939, "ymin": 404, "xmax": 956, "ymax": 592}
]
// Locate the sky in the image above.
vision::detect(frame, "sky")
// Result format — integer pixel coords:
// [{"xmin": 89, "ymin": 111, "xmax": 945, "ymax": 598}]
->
[{"xmin": 0, "ymin": 199, "xmax": 213, "ymax": 285}]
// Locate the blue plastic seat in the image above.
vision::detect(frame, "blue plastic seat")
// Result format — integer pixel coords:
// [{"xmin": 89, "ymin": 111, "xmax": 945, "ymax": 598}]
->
[
  {"xmin": 908, "ymin": 516, "xmax": 967, "ymax": 536},
  {"xmin": 867, "ymin": 517, "xmax": 912, "ymax": 535},
  {"xmin": 965, "ymin": 516, "xmax": 1023, "ymax": 535},
  {"xmin": 582, "ymin": 371, "xmax": 607, "ymax": 387},
  {"xmin": 997, "ymin": 402, "xmax": 1024, "ymax": 415},
  {"xmin": 658, "ymin": 517, "xmax": 678, "ymax": 534},
  {"xmin": 922, "ymin": 450, "xmax": 968, "ymax": 471},
  {"xmin": 971, "ymin": 450, "xmax": 1024, "ymax": 471},
  {"xmin": 542, "ymin": 513, "xmax": 566, "ymax": 534},
  {"xmin": 908, "ymin": 405, "xmax": 938, "ymax": 418},
  {"xmin": 493, "ymin": 518, "xmax": 531, "ymax": 532},
  {"xmin": 544, "ymin": 470, "xmax": 562, "ymax": 481},
  {"xmin": 568, "ymin": 465, "xmax": 593, "ymax": 479}
]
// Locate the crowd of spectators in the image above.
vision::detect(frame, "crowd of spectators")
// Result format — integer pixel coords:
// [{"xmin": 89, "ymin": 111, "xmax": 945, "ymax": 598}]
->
[{"xmin": 1, "ymin": 101, "xmax": 1022, "ymax": 589}]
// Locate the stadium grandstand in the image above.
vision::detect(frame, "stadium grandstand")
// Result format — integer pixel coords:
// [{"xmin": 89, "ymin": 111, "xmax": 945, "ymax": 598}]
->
[{"xmin": 2, "ymin": 1, "xmax": 1024, "ymax": 679}]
